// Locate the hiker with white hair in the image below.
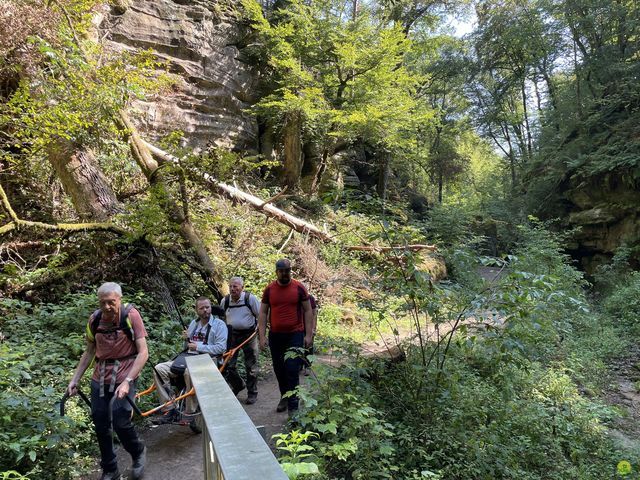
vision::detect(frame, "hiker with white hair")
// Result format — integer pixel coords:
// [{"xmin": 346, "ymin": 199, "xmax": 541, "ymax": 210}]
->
[
  {"xmin": 67, "ymin": 282, "xmax": 148, "ymax": 480},
  {"xmin": 220, "ymin": 276, "xmax": 261, "ymax": 404}
]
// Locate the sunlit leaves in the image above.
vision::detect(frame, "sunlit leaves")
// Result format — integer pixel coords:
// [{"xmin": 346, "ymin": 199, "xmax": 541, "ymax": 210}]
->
[
  {"xmin": 2, "ymin": 45, "xmax": 167, "ymax": 153},
  {"xmin": 243, "ymin": 0, "xmax": 425, "ymax": 151}
]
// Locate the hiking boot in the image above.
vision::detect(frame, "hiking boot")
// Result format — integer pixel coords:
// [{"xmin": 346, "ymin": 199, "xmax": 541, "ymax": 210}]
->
[
  {"xmin": 99, "ymin": 470, "xmax": 121, "ymax": 480},
  {"xmin": 245, "ymin": 393, "xmax": 257, "ymax": 405},
  {"xmin": 232, "ymin": 382, "xmax": 246, "ymax": 396},
  {"xmin": 276, "ymin": 397, "xmax": 288, "ymax": 412},
  {"xmin": 130, "ymin": 446, "xmax": 146, "ymax": 480},
  {"xmin": 151, "ymin": 408, "xmax": 178, "ymax": 425}
]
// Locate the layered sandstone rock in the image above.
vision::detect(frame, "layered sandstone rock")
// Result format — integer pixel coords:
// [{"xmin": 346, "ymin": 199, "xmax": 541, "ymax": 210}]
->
[
  {"xmin": 101, "ymin": 0, "xmax": 259, "ymax": 151},
  {"xmin": 564, "ymin": 173, "xmax": 640, "ymax": 272}
]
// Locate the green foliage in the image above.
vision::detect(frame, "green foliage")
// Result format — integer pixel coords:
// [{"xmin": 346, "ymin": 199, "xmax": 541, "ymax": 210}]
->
[
  {"xmin": 295, "ymin": 368, "xmax": 399, "ymax": 479},
  {"xmin": 517, "ymin": 0, "xmax": 640, "ymax": 222},
  {"xmin": 1, "ymin": 44, "xmax": 167, "ymax": 154},
  {"xmin": 159, "ymin": 131, "xmax": 280, "ymax": 183},
  {"xmin": 0, "ymin": 296, "xmax": 96, "ymax": 479},
  {"xmin": 290, "ymin": 219, "xmax": 626, "ymax": 479},
  {"xmin": 242, "ymin": 0, "xmax": 431, "ymax": 183},
  {"xmin": 0, "ymin": 287, "xmax": 180, "ymax": 478},
  {"xmin": 601, "ymin": 271, "xmax": 640, "ymax": 337},
  {"xmin": 0, "ymin": 0, "xmax": 172, "ymax": 205},
  {"xmin": 274, "ymin": 430, "xmax": 320, "ymax": 479}
]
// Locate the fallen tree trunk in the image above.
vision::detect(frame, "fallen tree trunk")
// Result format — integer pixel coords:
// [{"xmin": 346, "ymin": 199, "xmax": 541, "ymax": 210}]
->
[
  {"xmin": 0, "ymin": 183, "xmax": 124, "ymax": 236},
  {"xmin": 347, "ymin": 244, "xmax": 437, "ymax": 252},
  {"xmin": 117, "ymin": 112, "xmax": 226, "ymax": 298},
  {"xmin": 142, "ymin": 141, "xmax": 334, "ymax": 243}
]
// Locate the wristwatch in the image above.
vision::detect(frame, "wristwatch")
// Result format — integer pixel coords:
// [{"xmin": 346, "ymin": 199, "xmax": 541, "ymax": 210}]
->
[{"xmin": 125, "ymin": 376, "xmax": 134, "ymax": 384}]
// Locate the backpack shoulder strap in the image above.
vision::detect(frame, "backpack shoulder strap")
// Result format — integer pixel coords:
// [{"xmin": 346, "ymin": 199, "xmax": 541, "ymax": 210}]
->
[
  {"xmin": 223, "ymin": 295, "xmax": 230, "ymax": 311},
  {"xmin": 120, "ymin": 304, "xmax": 136, "ymax": 342},
  {"xmin": 244, "ymin": 292, "xmax": 257, "ymax": 319},
  {"xmin": 87, "ymin": 310, "xmax": 102, "ymax": 342},
  {"xmin": 202, "ymin": 322, "xmax": 212, "ymax": 345}
]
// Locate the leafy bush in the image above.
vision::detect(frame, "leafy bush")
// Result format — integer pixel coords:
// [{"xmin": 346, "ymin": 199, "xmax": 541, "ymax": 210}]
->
[
  {"xmin": 288, "ymin": 221, "xmax": 626, "ymax": 479},
  {"xmin": 601, "ymin": 271, "xmax": 640, "ymax": 337},
  {"xmin": 0, "ymin": 287, "xmax": 180, "ymax": 478},
  {"xmin": 0, "ymin": 297, "xmax": 96, "ymax": 479}
]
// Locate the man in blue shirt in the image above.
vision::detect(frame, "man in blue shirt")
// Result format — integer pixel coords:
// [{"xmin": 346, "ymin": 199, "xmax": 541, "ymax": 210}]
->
[{"xmin": 153, "ymin": 297, "xmax": 227, "ymax": 413}]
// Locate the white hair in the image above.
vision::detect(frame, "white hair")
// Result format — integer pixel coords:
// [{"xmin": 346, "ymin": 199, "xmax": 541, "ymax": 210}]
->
[
  {"xmin": 97, "ymin": 282, "xmax": 122, "ymax": 297},
  {"xmin": 229, "ymin": 276, "xmax": 244, "ymax": 286}
]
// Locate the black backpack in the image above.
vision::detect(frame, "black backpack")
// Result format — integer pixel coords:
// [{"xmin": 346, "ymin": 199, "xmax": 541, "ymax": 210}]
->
[
  {"xmin": 170, "ymin": 321, "xmax": 213, "ymax": 375},
  {"xmin": 86, "ymin": 303, "xmax": 136, "ymax": 343}
]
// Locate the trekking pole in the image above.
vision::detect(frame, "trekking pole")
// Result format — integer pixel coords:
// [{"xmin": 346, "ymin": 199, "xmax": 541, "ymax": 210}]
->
[
  {"xmin": 219, "ymin": 329, "xmax": 258, "ymax": 373},
  {"xmin": 59, "ymin": 388, "xmax": 91, "ymax": 416},
  {"xmin": 150, "ymin": 246, "xmax": 186, "ymax": 330},
  {"xmin": 108, "ymin": 393, "xmax": 143, "ymax": 425}
]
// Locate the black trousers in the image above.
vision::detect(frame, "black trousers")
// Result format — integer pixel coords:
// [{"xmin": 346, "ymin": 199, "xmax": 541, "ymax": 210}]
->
[
  {"xmin": 269, "ymin": 331, "xmax": 303, "ymax": 410},
  {"xmin": 225, "ymin": 329, "xmax": 259, "ymax": 395},
  {"xmin": 90, "ymin": 379, "xmax": 144, "ymax": 473}
]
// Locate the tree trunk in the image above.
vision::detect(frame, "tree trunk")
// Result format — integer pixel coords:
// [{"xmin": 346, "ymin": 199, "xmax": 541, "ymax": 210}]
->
[
  {"xmin": 48, "ymin": 140, "xmax": 121, "ymax": 221},
  {"xmin": 520, "ymin": 79, "xmax": 533, "ymax": 160},
  {"xmin": 540, "ymin": 57, "xmax": 559, "ymax": 114},
  {"xmin": 301, "ymin": 141, "xmax": 321, "ymax": 194},
  {"xmin": 117, "ymin": 112, "xmax": 226, "ymax": 298},
  {"xmin": 282, "ymin": 110, "xmax": 303, "ymax": 189},
  {"xmin": 377, "ymin": 151, "xmax": 390, "ymax": 201},
  {"xmin": 309, "ymin": 148, "xmax": 329, "ymax": 197}
]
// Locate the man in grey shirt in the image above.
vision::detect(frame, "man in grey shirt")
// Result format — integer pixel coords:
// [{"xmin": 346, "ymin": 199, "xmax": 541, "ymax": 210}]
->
[
  {"xmin": 153, "ymin": 296, "xmax": 227, "ymax": 413},
  {"xmin": 220, "ymin": 277, "xmax": 261, "ymax": 404}
]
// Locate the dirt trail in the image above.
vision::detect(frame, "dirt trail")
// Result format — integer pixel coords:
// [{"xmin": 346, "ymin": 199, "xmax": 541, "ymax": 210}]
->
[{"xmin": 605, "ymin": 344, "xmax": 640, "ymax": 453}]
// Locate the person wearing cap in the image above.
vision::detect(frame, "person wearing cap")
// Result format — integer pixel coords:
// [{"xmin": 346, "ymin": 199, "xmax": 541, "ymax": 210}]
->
[{"xmin": 258, "ymin": 258, "xmax": 314, "ymax": 412}]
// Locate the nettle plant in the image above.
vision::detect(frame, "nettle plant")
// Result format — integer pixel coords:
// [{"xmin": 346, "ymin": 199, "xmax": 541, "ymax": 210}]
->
[{"xmin": 273, "ymin": 430, "xmax": 320, "ymax": 480}]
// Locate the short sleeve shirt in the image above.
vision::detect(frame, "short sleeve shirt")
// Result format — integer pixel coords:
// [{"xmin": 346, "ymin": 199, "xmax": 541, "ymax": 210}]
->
[
  {"xmin": 90, "ymin": 307, "xmax": 147, "ymax": 384},
  {"xmin": 262, "ymin": 279, "xmax": 309, "ymax": 333},
  {"xmin": 221, "ymin": 292, "xmax": 260, "ymax": 330}
]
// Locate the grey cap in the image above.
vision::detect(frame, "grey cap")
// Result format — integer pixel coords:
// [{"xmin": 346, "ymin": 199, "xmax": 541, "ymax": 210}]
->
[{"xmin": 275, "ymin": 259, "xmax": 291, "ymax": 269}]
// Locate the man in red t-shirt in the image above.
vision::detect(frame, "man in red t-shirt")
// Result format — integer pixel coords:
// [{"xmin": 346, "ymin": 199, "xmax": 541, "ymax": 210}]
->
[
  {"xmin": 67, "ymin": 282, "xmax": 149, "ymax": 480},
  {"xmin": 259, "ymin": 258, "xmax": 313, "ymax": 413}
]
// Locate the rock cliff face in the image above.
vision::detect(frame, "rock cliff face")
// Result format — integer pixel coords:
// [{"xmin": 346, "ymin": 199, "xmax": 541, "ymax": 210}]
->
[
  {"xmin": 100, "ymin": 0, "xmax": 259, "ymax": 151},
  {"xmin": 563, "ymin": 173, "xmax": 640, "ymax": 272}
]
